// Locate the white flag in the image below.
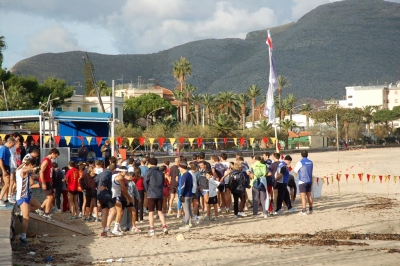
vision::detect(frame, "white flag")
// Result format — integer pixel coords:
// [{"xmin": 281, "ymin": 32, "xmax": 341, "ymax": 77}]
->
[{"xmin": 263, "ymin": 30, "xmax": 277, "ymax": 123}]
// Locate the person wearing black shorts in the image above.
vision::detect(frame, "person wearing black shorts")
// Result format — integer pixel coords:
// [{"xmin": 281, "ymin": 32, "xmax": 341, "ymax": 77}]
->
[
  {"xmin": 294, "ymin": 150, "xmax": 314, "ymax": 215},
  {"xmin": 144, "ymin": 158, "xmax": 168, "ymax": 236}
]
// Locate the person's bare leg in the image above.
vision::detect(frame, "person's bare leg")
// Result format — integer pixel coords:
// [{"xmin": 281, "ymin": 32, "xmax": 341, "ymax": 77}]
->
[
  {"xmin": 148, "ymin": 211, "xmax": 155, "ymax": 228},
  {"xmin": 213, "ymin": 204, "xmax": 218, "ymax": 217},
  {"xmin": 204, "ymin": 193, "xmax": 209, "ymax": 214},
  {"xmin": 0, "ymin": 175, "xmax": 10, "ymax": 201},
  {"xmin": 129, "ymin": 207, "xmax": 137, "ymax": 228},
  {"xmin": 107, "ymin": 207, "xmax": 116, "ymax": 228},
  {"xmin": 301, "ymin": 193, "xmax": 307, "ymax": 210},
  {"xmin": 168, "ymin": 193, "xmax": 176, "ymax": 212},
  {"xmin": 29, "ymin": 198, "xmax": 42, "ymax": 211},
  {"xmin": 73, "ymin": 195, "xmax": 79, "ymax": 216},
  {"xmin": 9, "ymin": 172, "xmax": 15, "ymax": 199},
  {"xmin": 158, "ymin": 210, "xmax": 166, "ymax": 225},
  {"xmin": 306, "ymin": 192, "xmax": 313, "ymax": 211},
  {"xmin": 225, "ymin": 188, "xmax": 232, "ymax": 209},
  {"xmin": 101, "ymin": 208, "xmax": 109, "ymax": 231},
  {"xmin": 20, "ymin": 203, "xmax": 29, "ymax": 235}
]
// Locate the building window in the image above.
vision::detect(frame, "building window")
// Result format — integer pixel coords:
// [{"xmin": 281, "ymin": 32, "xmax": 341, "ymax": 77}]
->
[
  {"xmin": 91, "ymin": 107, "xmax": 98, "ymax": 113},
  {"xmin": 395, "ymin": 99, "xmax": 398, "ymax": 103},
  {"xmin": 77, "ymin": 107, "xmax": 82, "ymax": 112},
  {"xmin": 55, "ymin": 107, "xmax": 62, "ymax": 111},
  {"xmin": 121, "ymin": 93, "xmax": 124, "ymax": 98},
  {"xmin": 348, "ymin": 95, "xmax": 353, "ymax": 98},
  {"xmin": 348, "ymin": 103, "xmax": 353, "ymax": 106},
  {"xmin": 115, "ymin": 107, "xmax": 119, "ymax": 119}
]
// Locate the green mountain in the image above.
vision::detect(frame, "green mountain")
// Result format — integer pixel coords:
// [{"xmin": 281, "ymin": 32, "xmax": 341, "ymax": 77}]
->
[{"xmin": 10, "ymin": 0, "xmax": 400, "ymax": 99}]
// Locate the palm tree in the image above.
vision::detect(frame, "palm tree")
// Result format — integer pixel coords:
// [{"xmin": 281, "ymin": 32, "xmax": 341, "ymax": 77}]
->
[
  {"xmin": 173, "ymin": 90, "xmax": 185, "ymax": 123},
  {"xmin": 247, "ymin": 84, "xmax": 262, "ymax": 127},
  {"xmin": 281, "ymin": 98, "xmax": 291, "ymax": 120},
  {"xmin": 277, "ymin": 76, "xmax": 289, "ymax": 120},
  {"xmin": 210, "ymin": 114, "xmax": 236, "ymax": 137},
  {"xmin": 257, "ymin": 119, "xmax": 273, "ymax": 131},
  {"xmin": 286, "ymin": 93, "xmax": 296, "ymax": 121},
  {"xmin": 183, "ymin": 84, "xmax": 197, "ymax": 124},
  {"xmin": 280, "ymin": 119, "xmax": 297, "ymax": 149},
  {"xmin": 362, "ymin": 106, "xmax": 376, "ymax": 137},
  {"xmin": 173, "ymin": 56, "xmax": 191, "ymax": 92},
  {"xmin": 191, "ymin": 94, "xmax": 203, "ymax": 126},
  {"xmin": 0, "ymin": 35, "xmax": 6, "ymax": 67},
  {"xmin": 164, "ymin": 117, "xmax": 178, "ymax": 130},
  {"xmin": 200, "ymin": 93, "xmax": 214, "ymax": 125},
  {"xmin": 214, "ymin": 91, "xmax": 241, "ymax": 120},
  {"xmin": 238, "ymin": 93, "xmax": 250, "ymax": 130},
  {"xmin": 299, "ymin": 103, "xmax": 313, "ymax": 130}
]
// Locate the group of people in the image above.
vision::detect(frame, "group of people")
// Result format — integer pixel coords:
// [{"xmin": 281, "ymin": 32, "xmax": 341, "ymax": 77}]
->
[{"xmin": 1, "ymin": 138, "xmax": 315, "ymax": 246}]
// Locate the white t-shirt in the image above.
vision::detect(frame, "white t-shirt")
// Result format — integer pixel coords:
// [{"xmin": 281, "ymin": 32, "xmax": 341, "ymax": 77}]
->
[
  {"xmin": 208, "ymin": 179, "xmax": 220, "ymax": 198},
  {"xmin": 16, "ymin": 167, "xmax": 30, "ymax": 200},
  {"xmin": 294, "ymin": 161, "xmax": 304, "ymax": 184},
  {"xmin": 9, "ymin": 146, "xmax": 17, "ymax": 169}
]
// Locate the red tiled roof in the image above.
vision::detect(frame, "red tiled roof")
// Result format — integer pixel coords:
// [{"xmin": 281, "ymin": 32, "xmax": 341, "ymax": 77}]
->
[{"xmin": 288, "ymin": 131, "xmax": 311, "ymax": 138}]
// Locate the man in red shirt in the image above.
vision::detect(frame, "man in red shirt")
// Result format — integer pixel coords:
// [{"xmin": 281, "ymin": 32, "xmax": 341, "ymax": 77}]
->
[{"xmin": 39, "ymin": 148, "xmax": 59, "ymax": 220}]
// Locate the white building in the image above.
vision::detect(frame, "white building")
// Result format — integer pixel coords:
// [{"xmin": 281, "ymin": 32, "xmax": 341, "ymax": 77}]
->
[
  {"xmin": 339, "ymin": 83, "xmax": 400, "ymax": 110},
  {"xmin": 59, "ymin": 93, "xmax": 124, "ymax": 123}
]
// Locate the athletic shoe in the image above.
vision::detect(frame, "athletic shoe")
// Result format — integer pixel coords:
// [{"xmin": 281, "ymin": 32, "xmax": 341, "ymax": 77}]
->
[
  {"xmin": 244, "ymin": 206, "xmax": 248, "ymax": 211},
  {"xmin": 274, "ymin": 210, "xmax": 285, "ymax": 215},
  {"xmin": 288, "ymin": 207, "xmax": 297, "ymax": 213},
  {"xmin": 234, "ymin": 215, "xmax": 239, "ymax": 218},
  {"xmin": 19, "ymin": 237, "xmax": 28, "ymax": 246},
  {"xmin": 51, "ymin": 207, "xmax": 58, "ymax": 213},
  {"xmin": 162, "ymin": 225, "xmax": 168, "ymax": 234},
  {"xmin": 194, "ymin": 218, "xmax": 200, "ymax": 225},
  {"xmin": 82, "ymin": 217, "xmax": 88, "ymax": 221},
  {"xmin": 176, "ymin": 214, "xmax": 181, "ymax": 219},
  {"xmin": 56, "ymin": 209, "xmax": 62, "ymax": 213},
  {"xmin": 96, "ymin": 218, "xmax": 101, "ymax": 222},
  {"xmin": 111, "ymin": 230, "xmax": 123, "ymax": 236},
  {"xmin": 8, "ymin": 197, "xmax": 16, "ymax": 204},
  {"xmin": 252, "ymin": 215, "xmax": 258, "ymax": 219},
  {"xmin": 263, "ymin": 214, "xmax": 268, "ymax": 219},
  {"xmin": 238, "ymin": 212, "xmax": 247, "ymax": 217},
  {"xmin": 209, "ymin": 217, "xmax": 218, "ymax": 221},
  {"xmin": 0, "ymin": 200, "xmax": 7, "ymax": 207},
  {"xmin": 299, "ymin": 211, "xmax": 308, "ymax": 216},
  {"xmin": 218, "ymin": 208, "xmax": 221, "ymax": 213},
  {"xmin": 258, "ymin": 214, "xmax": 265, "ymax": 218},
  {"xmin": 129, "ymin": 226, "xmax": 142, "ymax": 233},
  {"xmin": 68, "ymin": 215, "xmax": 76, "ymax": 220},
  {"xmin": 179, "ymin": 225, "xmax": 190, "ymax": 230},
  {"xmin": 78, "ymin": 212, "xmax": 82, "ymax": 218},
  {"xmin": 42, "ymin": 214, "xmax": 54, "ymax": 221},
  {"xmin": 148, "ymin": 229, "xmax": 155, "ymax": 236},
  {"xmin": 35, "ymin": 209, "xmax": 45, "ymax": 216},
  {"xmin": 144, "ymin": 209, "xmax": 148, "ymax": 214},
  {"xmin": 308, "ymin": 210, "xmax": 314, "ymax": 215}
]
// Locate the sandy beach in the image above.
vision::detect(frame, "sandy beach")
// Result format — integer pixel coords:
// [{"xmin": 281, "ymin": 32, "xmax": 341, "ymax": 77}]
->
[{"xmin": 12, "ymin": 147, "xmax": 400, "ymax": 266}]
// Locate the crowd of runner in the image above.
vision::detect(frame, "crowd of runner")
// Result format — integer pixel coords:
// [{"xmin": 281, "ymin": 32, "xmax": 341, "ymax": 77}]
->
[{"xmin": 0, "ymin": 135, "xmax": 314, "ymax": 246}]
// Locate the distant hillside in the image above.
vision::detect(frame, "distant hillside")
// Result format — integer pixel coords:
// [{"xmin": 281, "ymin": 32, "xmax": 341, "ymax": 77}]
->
[{"xmin": 10, "ymin": 0, "xmax": 400, "ymax": 100}]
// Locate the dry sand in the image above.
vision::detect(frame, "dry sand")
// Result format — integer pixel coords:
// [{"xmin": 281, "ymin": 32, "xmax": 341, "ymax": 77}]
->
[{"xmin": 12, "ymin": 147, "xmax": 400, "ymax": 265}]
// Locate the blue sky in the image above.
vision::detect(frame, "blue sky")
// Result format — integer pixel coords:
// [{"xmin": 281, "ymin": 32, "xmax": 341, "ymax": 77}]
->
[{"xmin": 1, "ymin": 0, "xmax": 399, "ymax": 69}]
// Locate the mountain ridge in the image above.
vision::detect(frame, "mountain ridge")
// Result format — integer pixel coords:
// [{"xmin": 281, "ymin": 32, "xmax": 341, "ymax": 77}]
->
[{"xmin": 10, "ymin": 0, "xmax": 400, "ymax": 100}]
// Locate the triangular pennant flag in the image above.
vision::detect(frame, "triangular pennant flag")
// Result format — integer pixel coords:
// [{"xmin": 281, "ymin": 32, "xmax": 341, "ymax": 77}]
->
[
  {"xmin": 128, "ymin": 138, "xmax": 134, "ymax": 146},
  {"xmin": 372, "ymin": 175, "xmax": 376, "ymax": 183},
  {"xmin": 249, "ymin": 138, "xmax": 255, "ymax": 146},
  {"xmin": 148, "ymin": 138, "xmax": 155, "ymax": 146},
  {"xmin": 116, "ymin": 137, "xmax": 123, "ymax": 146},
  {"xmin": 179, "ymin": 137, "xmax": 185, "ymax": 146},
  {"xmin": 77, "ymin": 136, "xmax": 84, "ymax": 142},
  {"xmin": 262, "ymin": 137, "xmax": 268, "ymax": 146},
  {"xmin": 138, "ymin": 137, "xmax": 145, "ymax": 146},
  {"xmin": 358, "ymin": 173, "xmax": 363, "ymax": 181},
  {"xmin": 394, "ymin": 176, "xmax": 397, "ymax": 184},
  {"xmin": 239, "ymin": 137, "xmax": 245, "ymax": 146},
  {"xmin": 109, "ymin": 137, "xmax": 114, "ymax": 145},
  {"xmin": 316, "ymin": 178, "xmax": 319, "ymax": 185},
  {"xmin": 54, "ymin": 135, "xmax": 61, "ymax": 145},
  {"xmin": 65, "ymin": 136, "xmax": 72, "ymax": 146},
  {"xmin": 169, "ymin": 138, "xmax": 176, "ymax": 145},
  {"xmin": 0, "ymin": 134, "xmax": 6, "ymax": 140},
  {"xmin": 345, "ymin": 174, "xmax": 349, "ymax": 183},
  {"xmin": 271, "ymin": 137, "xmax": 276, "ymax": 144},
  {"xmin": 188, "ymin": 138, "xmax": 195, "ymax": 146},
  {"xmin": 326, "ymin": 176, "xmax": 329, "ymax": 185},
  {"xmin": 384, "ymin": 175, "xmax": 388, "ymax": 182},
  {"xmin": 21, "ymin": 134, "xmax": 28, "ymax": 141},
  {"xmin": 336, "ymin": 174, "xmax": 341, "ymax": 181},
  {"xmin": 96, "ymin": 137, "xmax": 103, "ymax": 147},
  {"xmin": 158, "ymin": 137, "xmax": 165, "ymax": 147},
  {"xmin": 379, "ymin": 175, "xmax": 383, "ymax": 183},
  {"xmin": 197, "ymin": 137, "xmax": 203, "ymax": 148},
  {"xmin": 32, "ymin": 134, "xmax": 39, "ymax": 142},
  {"xmin": 86, "ymin": 136, "xmax": 92, "ymax": 144},
  {"xmin": 44, "ymin": 135, "xmax": 51, "ymax": 143},
  {"xmin": 367, "ymin": 174, "xmax": 371, "ymax": 182},
  {"xmin": 352, "ymin": 174, "xmax": 355, "ymax": 179},
  {"xmin": 233, "ymin": 138, "xmax": 237, "ymax": 146},
  {"xmin": 388, "ymin": 175, "xmax": 390, "ymax": 181},
  {"xmin": 214, "ymin": 138, "xmax": 218, "ymax": 149},
  {"xmin": 331, "ymin": 176, "xmax": 334, "ymax": 184},
  {"xmin": 223, "ymin": 138, "xmax": 227, "ymax": 145}
]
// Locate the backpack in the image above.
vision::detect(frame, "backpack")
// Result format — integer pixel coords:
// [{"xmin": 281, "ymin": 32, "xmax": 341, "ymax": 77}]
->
[
  {"xmin": 214, "ymin": 163, "xmax": 228, "ymax": 179},
  {"xmin": 228, "ymin": 173, "xmax": 239, "ymax": 191}
]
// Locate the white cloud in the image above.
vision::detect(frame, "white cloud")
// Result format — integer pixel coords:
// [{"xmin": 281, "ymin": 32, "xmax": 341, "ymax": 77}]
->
[{"xmin": 24, "ymin": 25, "xmax": 83, "ymax": 56}]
